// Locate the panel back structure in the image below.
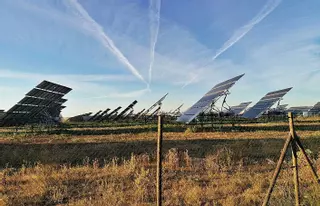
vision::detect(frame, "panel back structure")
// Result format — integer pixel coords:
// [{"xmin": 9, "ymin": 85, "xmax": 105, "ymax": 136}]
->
[
  {"xmin": 101, "ymin": 107, "xmax": 122, "ymax": 121},
  {"xmin": 230, "ymin": 102, "xmax": 252, "ymax": 115},
  {"xmin": 1, "ymin": 80, "xmax": 72, "ymax": 126},
  {"xmin": 309, "ymin": 102, "xmax": 320, "ymax": 115},
  {"xmin": 114, "ymin": 100, "xmax": 138, "ymax": 121},
  {"xmin": 277, "ymin": 104, "xmax": 289, "ymax": 111},
  {"xmin": 177, "ymin": 74, "xmax": 245, "ymax": 124},
  {"xmin": 137, "ymin": 93, "xmax": 168, "ymax": 119},
  {"xmin": 94, "ymin": 109, "xmax": 111, "ymax": 122},
  {"xmin": 242, "ymin": 88, "xmax": 292, "ymax": 119},
  {"xmin": 287, "ymin": 106, "xmax": 312, "ymax": 114},
  {"xmin": 87, "ymin": 110, "xmax": 102, "ymax": 122},
  {"xmin": 68, "ymin": 112, "xmax": 93, "ymax": 122},
  {"xmin": 171, "ymin": 104, "xmax": 184, "ymax": 116}
]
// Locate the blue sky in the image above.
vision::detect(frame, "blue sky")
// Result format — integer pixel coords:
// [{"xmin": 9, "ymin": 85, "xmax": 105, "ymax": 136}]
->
[{"xmin": 0, "ymin": 0, "xmax": 320, "ymax": 116}]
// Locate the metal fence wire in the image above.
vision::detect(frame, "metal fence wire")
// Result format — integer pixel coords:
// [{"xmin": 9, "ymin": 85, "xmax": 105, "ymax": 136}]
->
[{"xmin": 0, "ymin": 113, "xmax": 320, "ymax": 205}]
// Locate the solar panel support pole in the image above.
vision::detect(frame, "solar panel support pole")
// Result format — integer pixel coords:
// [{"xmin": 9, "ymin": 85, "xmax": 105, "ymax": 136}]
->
[
  {"xmin": 262, "ymin": 112, "xmax": 320, "ymax": 206},
  {"xmin": 157, "ymin": 115, "xmax": 163, "ymax": 206}
]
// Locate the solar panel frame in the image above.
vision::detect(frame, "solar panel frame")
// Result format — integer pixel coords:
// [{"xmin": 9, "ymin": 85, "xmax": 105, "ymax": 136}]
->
[
  {"xmin": 26, "ymin": 88, "xmax": 64, "ymax": 100},
  {"xmin": 36, "ymin": 80, "xmax": 72, "ymax": 95},
  {"xmin": 177, "ymin": 74, "xmax": 245, "ymax": 123},
  {"xmin": 242, "ymin": 87, "xmax": 292, "ymax": 119},
  {"xmin": 230, "ymin": 102, "xmax": 252, "ymax": 115},
  {"xmin": 1, "ymin": 80, "xmax": 72, "ymax": 126},
  {"xmin": 308, "ymin": 102, "xmax": 320, "ymax": 114}
]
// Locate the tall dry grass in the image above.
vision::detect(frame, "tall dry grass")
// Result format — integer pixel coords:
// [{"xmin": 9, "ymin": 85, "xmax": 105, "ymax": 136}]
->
[{"xmin": 1, "ymin": 148, "xmax": 319, "ymax": 206}]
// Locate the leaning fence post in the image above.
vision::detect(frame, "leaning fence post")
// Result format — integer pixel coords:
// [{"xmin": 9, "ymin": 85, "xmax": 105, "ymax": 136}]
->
[
  {"xmin": 288, "ymin": 112, "xmax": 300, "ymax": 206},
  {"xmin": 157, "ymin": 115, "xmax": 163, "ymax": 206}
]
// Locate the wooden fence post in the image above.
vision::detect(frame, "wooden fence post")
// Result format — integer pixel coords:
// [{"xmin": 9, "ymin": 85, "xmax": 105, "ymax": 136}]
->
[
  {"xmin": 263, "ymin": 112, "xmax": 319, "ymax": 206},
  {"xmin": 288, "ymin": 112, "xmax": 300, "ymax": 206},
  {"xmin": 157, "ymin": 115, "xmax": 163, "ymax": 206}
]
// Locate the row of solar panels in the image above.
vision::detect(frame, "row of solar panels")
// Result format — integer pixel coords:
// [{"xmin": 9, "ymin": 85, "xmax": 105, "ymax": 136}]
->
[
  {"xmin": 0, "ymin": 81, "xmax": 72, "ymax": 126},
  {"xmin": 177, "ymin": 74, "xmax": 295, "ymax": 124},
  {"xmin": 287, "ymin": 102, "xmax": 320, "ymax": 114},
  {"xmin": 68, "ymin": 94, "xmax": 170, "ymax": 122}
]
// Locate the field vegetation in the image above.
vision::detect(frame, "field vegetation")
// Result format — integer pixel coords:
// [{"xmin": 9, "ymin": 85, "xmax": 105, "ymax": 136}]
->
[{"xmin": 0, "ymin": 116, "xmax": 320, "ymax": 205}]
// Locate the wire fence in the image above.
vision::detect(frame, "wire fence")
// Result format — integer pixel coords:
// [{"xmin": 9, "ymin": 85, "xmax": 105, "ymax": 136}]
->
[{"xmin": 0, "ymin": 114, "xmax": 320, "ymax": 205}]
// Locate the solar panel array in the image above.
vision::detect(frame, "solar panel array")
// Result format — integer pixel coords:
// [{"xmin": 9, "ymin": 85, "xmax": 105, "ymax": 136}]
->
[
  {"xmin": 137, "ymin": 93, "xmax": 168, "ymax": 119},
  {"xmin": 309, "ymin": 102, "xmax": 320, "ymax": 115},
  {"xmin": 230, "ymin": 102, "xmax": 252, "ymax": 115},
  {"xmin": 68, "ymin": 112, "xmax": 93, "ymax": 122},
  {"xmin": 0, "ymin": 80, "xmax": 72, "ymax": 126},
  {"xmin": 114, "ymin": 100, "xmax": 138, "ymax": 121},
  {"xmin": 177, "ymin": 74, "xmax": 245, "ymax": 123},
  {"xmin": 287, "ymin": 106, "xmax": 312, "ymax": 113},
  {"xmin": 242, "ymin": 88, "xmax": 292, "ymax": 119}
]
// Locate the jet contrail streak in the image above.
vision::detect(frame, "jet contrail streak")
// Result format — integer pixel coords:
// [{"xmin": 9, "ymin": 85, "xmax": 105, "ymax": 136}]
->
[
  {"xmin": 68, "ymin": 0, "xmax": 147, "ymax": 84},
  {"xmin": 181, "ymin": 0, "xmax": 282, "ymax": 89},
  {"xmin": 181, "ymin": 75, "xmax": 198, "ymax": 89},
  {"xmin": 148, "ymin": 0, "xmax": 161, "ymax": 84},
  {"xmin": 212, "ymin": 0, "xmax": 282, "ymax": 61}
]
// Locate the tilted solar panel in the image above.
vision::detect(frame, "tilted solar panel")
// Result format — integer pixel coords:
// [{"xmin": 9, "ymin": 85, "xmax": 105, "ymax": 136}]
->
[
  {"xmin": 230, "ymin": 102, "xmax": 252, "ymax": 115},
  {"xmin": 177, "ymin": 74, "xmax": 245, "ymax": 123},
  {"xmin": 242, "ymin": 87, "xmax": 292, "ymax": 119},
  {"xmin": 1, "ymin": 80, "xmax": 72, "ymax": 126},
  {"xmin": 287, "ymin": 106, "xmax": 312, "ymax": 114},
  {"xmin": 36, "ymin": 80, "xmax": 72, "ymax": 94},
  {"xmin": 309, "ymin": 102, "xmax": 320, "ymax": 114},
  {"xmin": 27, "ymin": 88, "xmax": 64, "ymax": 100}
]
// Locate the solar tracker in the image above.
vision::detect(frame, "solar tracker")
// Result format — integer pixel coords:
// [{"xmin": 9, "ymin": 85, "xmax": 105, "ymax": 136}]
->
[
  {"xmin": 88, "ymin": 110, "xmax": 103, "ymax": 121},
  {"xmin": 148, "ymin": 107, "xmax": 161, "ymax": 119},
  {"xmin": 171, "ymin": 104, "xmax": 184, "ymax": 116},
  {"xmin": 287, "ymin": 106, "xmax": 312, "ymax": 113},
  {"xmin": 242, "ymin": 87, "xmax": 292, "ymax": 119},
  {"xmin": 177, "ymin": 74, "xmax": 245, "ymax": 123},
  {"xmin": 36, "ymin": 80, "xmax": 72, "ymax": 94},
  {"xmin": 102, "ymin": 107, "xmax": 122, "ymax": 121},
  {"xmin": 123, "ymin": 110, "xmax": 134, "ymax": 119},
  {"xmin": 68, "ymin": 112, "xmax": 93, "ymax": 122},
  {"xmin": 137, "ymin": 93, "xmax": 168, "ymax": 118},
  {"xmin": 114, "ymin": 100, "xmax": 138, "ymax": 120},
  {"xmin": 94, "ymin": 109, "xmax": 111, "ymax": 121},
  {"xmin": 134, "ymin": 109, "xmax": 146, "ymax": 119},
  {"xmin": 309, "ymin": 102, "xmax": 320, "ymax": 115},
  {"xmin": 230, "ymin": 102, "xmax": 252, "ymax": 115},
  {"xmin": 1, "ymin": 80, "xmax": 72, "ymax": 126}
]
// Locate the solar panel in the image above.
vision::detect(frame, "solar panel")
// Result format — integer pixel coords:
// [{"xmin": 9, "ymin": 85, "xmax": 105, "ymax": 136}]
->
[
  {"xmin": 242, "ymin": 87, "xmax": 292, "ymax": 119},
  {"xmin": 287, "ymin": 106, "xmax": 312, "ymax": 113},
  {"xmin": 1, "ymin": 80, "xmax": 72, "ymax": 126},
  {"xmin": 88, "ymin": 110, "xmax": 103, "ymax": 121},
  {"xmin": 103, "ymin": 107, "xmax": 122, "ymax": 120},
  {"xmin": 26, "ymin": 88, "xmax": 64, "ymax": 100},
  {"xmin": 177, "ymin": 74, "xmax": 245, "ymax": 123},
  {"xmin": 36, "ymin": 80, "xmax": 72, "ymax": 94},
  {"xmin": 138, "ymin": 93, "xmax": 168, "ymax": 118},
  {"xmin": 94, "ymin": 109, "xmax": 111, "ymax": 121},
  {"xmin": 307, "ymin": 102, "xmax": 320, "ymax": 114},
  {"xmin": 230, "ymin": 102, "xmax": 252, "ymax": 115},
  {"xmin": 114, "ymin": 100, "xmax": 138, "ymax": 120}
]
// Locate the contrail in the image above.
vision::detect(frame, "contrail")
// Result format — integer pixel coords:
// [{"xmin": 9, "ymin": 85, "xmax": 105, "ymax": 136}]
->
[
  {"xmin": 181, "ymin": 75, "xmax": 198, "ymax": 89},
  {"xmin": 148, "ymin": 0, "xmax": 161, "ymax": 84},
  {"xmin": 212, "ymin": 0, "xmax": 282, "ymax": 61},
  {"xmin": 67, "ymin": 0, "xmax": 147, "ymax": 84},
  {"xmin": 181, "ymin": 0, "xmax": 282, "ymax": 89}
]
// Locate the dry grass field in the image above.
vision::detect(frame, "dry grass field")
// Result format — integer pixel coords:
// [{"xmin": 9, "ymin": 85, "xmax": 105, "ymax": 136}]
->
[{"xmin": 0, "ymin": 116, "xmax": 320, "ymax": 205}]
